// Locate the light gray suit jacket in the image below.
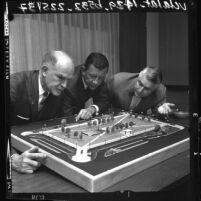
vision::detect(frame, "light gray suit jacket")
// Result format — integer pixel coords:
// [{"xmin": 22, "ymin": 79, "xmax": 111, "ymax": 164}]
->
[{"xmin": 107, "ymin": 72, "xmax": 166, "ymax": 113}]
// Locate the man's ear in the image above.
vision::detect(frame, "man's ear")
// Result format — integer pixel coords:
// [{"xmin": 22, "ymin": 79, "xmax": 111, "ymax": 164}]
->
[
  {"xmin": 80, "ymin": 64, "xmax": 86, "ymax": 72},
  {"xmin": 41, "ymin": 66, "xmax": 48, "ymax": 77},
  {"xmin": 81, "ymin": 65, "xmax": 87, "ymax": 77}
]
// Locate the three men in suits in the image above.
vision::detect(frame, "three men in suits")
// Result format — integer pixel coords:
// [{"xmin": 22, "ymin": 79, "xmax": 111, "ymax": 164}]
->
[
  {"xmin": 62, "ymin": 52, "xmax": 110, "ymax": 121},
  {"xmin": 11, "ymin": 53, "xmax": 173, "ymax": 175},
  {"xmin": 107, "ymin": 66, "xmax": 175, "ymax": 115},
  {"xmin": 11, "ymin": 50, "xmax": 74, "ymax": 173}
]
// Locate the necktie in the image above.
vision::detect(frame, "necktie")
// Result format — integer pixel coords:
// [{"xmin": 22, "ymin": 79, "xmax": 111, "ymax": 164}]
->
[
  {"xmin": 38, "ymin": 91, "xmax": 49, "ymax": 111},
  {"xmin": 129, "ymin": 95, "xmax": 141, "ymax": 110},
  {"xmin": 85, "ymin": 87, "xmax": 92, "ymax": 96}
]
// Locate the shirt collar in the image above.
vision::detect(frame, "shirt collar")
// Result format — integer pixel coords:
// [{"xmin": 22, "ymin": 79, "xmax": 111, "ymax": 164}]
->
[{"xmin": 38, "ymin": 74, "xmax": 46, "ymax": 96}]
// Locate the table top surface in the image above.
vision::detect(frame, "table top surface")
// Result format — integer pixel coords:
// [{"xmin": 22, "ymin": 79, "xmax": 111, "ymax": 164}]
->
[{"xmin": 10, "ymin": 114, "xmax": 190, "ymax": 196}]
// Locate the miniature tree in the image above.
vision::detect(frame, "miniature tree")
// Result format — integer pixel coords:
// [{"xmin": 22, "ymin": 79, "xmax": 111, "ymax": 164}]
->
[
  {"xmin": 111, "ymin": 126, "xmax": 115, "ymax": 133},
  {"xmin": 74, "ymin": 131, "xmax": 79, "ymax": 138},
  {"xmin": 65, "ymin": 128, "xmax": 71, "ymax": 138},
  {"xmin": 119, "ymin": 123, "xmax": 124, "ymax": 130},
  {"xmin": 98, "ymin": 118, "xmax": 101, "ymax": 124},
  {"xmin": 106, "ymin": 127, "xmax": 110, "ymax": 134},
  {"xmin": 79, "ymin": 132, "xmax": 83, "ymax": 140},
  {"xmin": 111, "ymin": 115, "xmax": 114, "ymax": 121},
  {"xmin": 61, "ymin": 118, "xmax": 67, "ymax": 126},
  {"xmin": 61, "ymin": 126, "xmax": 65, "ymax": 132},
  {"xmin": 66, "ymin": 132, "xmax": 70, "ymax": 138},
  {"xmin": 125, "ymin": 122, "xmax": 129, "ymax": 128},
  {"xmin": 102, "ymin": 118, "xmax": 106, "ymax": 124},
  {"xmin": 129, "ymin": 121, "xmax": 134, "ymax": 127}
]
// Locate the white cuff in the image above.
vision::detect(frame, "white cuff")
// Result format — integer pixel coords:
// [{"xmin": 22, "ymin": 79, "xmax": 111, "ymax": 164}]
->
[{"xmin": 90, "ymin": 105, "xmax": 99, "ymax": 115}]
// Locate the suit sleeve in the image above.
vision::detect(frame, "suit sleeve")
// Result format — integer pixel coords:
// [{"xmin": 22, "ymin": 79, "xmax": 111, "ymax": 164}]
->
[
  {"xmin": 10, "ymin": 74, "xmax": 20, "ymax": 105},
  {"xmin": 151, "ymin": 85, "xmax": 167, "ymax": 113},
  {"xmin": 92, "ymin": 82, "xmax": 111, "ymax": 114},
  {"xmin": 61, "ymin": 89, "xmax": 78, "ymax": 117},
  {"xmin": 106, "ymin": 75, "xmax": 115, "ymax": 99},
  {"xmin": 10, "ymin": 73, "xmax": 23, "ymax": 124},
  {"xmin": 105, "ymin": 75, "xmax": 118, "ymax": 109}
]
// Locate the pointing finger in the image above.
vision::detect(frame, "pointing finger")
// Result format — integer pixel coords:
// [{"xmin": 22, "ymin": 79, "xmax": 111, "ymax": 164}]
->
[
  {"xmin": 167, "ymin": 103, "xmax": 176, "ymax": 107},
  {"xmin": 27, "ymin": 153, "xmax": 47, "ymax": 159},
  {"xmin": 21, "ymin": 168, "xmax": 34, "ymax": 174},
  {"xmin": 76, "ymin": 110, "xmax": 83, "ymax": 121},
  {"xmin": 27, "ymin": 146, "xmax": 39, "ymax": 153},
  {"xmin": 23, "ymin": 157, "xmax": 41, "ymax": 168}
]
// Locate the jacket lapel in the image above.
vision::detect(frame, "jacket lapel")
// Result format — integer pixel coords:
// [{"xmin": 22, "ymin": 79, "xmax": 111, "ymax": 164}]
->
[
  {"xmin": 37, "ymin": 93, "xmax": 59, "ymax": 120},
  {"xmin": 134, "ymin": 93, "xmax": 155, "ymax": 113},
  {"xmin": 27, "ymin": 71, "xmax": 39, "ymax": 121},
  {"xmin": 71, "ymin": 67, "xmax": 87, "ymax": 106}
]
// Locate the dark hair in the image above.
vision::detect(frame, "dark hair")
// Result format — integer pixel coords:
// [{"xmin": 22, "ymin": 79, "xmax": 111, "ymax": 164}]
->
[
  {"xmin": 144, "ymin": 66, "xmax": 163, "ymax": 84},
  {"xmin": 84, "ymin": 52, "xmax": 109, "ymax": 71}
]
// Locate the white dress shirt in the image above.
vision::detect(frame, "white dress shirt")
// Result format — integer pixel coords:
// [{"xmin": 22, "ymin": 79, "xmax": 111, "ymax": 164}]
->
[{"xmin": 38, "ymin": 75, "xmax": 49, "ymax": 110}]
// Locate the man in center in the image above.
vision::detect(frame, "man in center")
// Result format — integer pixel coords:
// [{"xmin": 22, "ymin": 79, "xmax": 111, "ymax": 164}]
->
[{"xmin": 62, "ymin": 52, "xmax": 110, "ymax": 121}]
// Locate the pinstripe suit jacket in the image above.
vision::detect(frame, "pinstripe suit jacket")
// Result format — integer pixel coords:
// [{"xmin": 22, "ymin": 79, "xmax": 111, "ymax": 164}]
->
[{"xmin": 10, "ymin": 70, "xmax": 63, "ymax": 125}]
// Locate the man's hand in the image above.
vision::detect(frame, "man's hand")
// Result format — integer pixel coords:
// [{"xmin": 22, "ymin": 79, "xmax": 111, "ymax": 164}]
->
[
  {"xmin": 157, "ymin": 103, "xmax": 176, "ymax": 114},
  {"xmin": 75, "ymin": 106, "xmax": 96, "ymax": 121},
  {"xmin": 11, "ymin": 147, "xmax": 46, "ymax": 174}
]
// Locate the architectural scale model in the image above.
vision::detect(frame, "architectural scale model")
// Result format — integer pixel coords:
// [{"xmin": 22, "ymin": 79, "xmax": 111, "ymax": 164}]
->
[{"xmin": 11, "ymin": 112, "xmax": 189, "ymax": 192}]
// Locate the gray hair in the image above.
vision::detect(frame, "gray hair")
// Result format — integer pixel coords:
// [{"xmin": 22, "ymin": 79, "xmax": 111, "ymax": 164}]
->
[{"xmin": 141, "ymin": 66, "xmax": 162, "ymax": 84}]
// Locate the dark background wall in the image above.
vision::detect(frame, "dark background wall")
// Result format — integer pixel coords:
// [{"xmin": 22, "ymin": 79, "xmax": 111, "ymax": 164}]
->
[
  {"xmin": 119, "ymin": 13, "xmax": 188, "ymax": 86},
  {"xmin": 159, "ymin": 13, "xmax": 188, "ymax": 86},
  {"xmin": 119, "ymin": 13, "xmax": 147, "ymax": 73}
]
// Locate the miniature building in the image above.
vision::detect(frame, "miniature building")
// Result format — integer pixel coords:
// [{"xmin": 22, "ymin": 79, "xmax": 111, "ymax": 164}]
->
[
  {"xmin": 88, "ymin": 121, "xmax": 92, "ymax": 126},
  {"xmin": 65, "ymin": 128, "xmax": 71, "ymax": 134},
  {"xmin": 74, "ymin": 131, "xmax": 79, "ymax": 137},
  {"xmin": 106, "ymin": 127, "xmax": 110, "ymax": 134}
]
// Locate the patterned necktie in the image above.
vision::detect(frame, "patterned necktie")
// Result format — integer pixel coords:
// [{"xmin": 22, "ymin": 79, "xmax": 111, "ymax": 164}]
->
[
  {"xmin": 129, "ymin": 95, "xmax": 141, "ymax": 110},
  {"xmin": 38, "ymin": 91, "xmax": 49, "ymax": 111}
]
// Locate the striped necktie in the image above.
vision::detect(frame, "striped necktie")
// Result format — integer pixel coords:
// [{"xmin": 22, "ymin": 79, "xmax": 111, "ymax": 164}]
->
[
  {"xmin": 129, "ymin": 95, "xmax": 141, "ymax": 110},
  {"xmin": 38, "ymin": 91, "xmax": 49, "ymax": 111}
]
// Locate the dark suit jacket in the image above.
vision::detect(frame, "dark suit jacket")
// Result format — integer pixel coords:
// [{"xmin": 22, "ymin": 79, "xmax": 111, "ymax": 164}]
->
[
  {"xmin": 107, "ymin": 72, "xmax": 166, "ymax": 113},
  {"xmin": 62, "ymin": 65, "xmax": 110, "ymax": 116},
  {"xmin": 10, "ymin": 70, "xmax": 63, "ymax": 126}
]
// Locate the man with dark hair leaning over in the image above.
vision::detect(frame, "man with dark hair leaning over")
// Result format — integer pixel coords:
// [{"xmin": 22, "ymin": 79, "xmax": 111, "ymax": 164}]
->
[
  {"xmin": 62, "ymin": 52, "xmax": 110, "ymax": 121},
  {"xmin": 10, "ymin": 50, "xmax": 74, "ymax": 173},
  {"xmin": 107, "ymin": 66, "xmax": 175, "ymax": 115}
]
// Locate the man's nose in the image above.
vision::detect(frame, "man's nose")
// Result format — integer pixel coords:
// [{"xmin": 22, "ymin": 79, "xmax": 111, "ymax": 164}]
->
[
  {"xmin": 61, "ymin": 79, "xmax": 67, "ymax": 88},
  {"xmin": 138, "ymin": 86, "xmax": 144, "ymax": 93},
  {"xmin": 92, "ymin": 78, "xmax": 99, "ymax": 85}
]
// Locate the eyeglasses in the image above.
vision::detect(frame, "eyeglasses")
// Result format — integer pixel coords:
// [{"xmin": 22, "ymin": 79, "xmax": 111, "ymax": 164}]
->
[{"xmin": 86, "ymin": 72, "xmax": 106, "ymax": 82}]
